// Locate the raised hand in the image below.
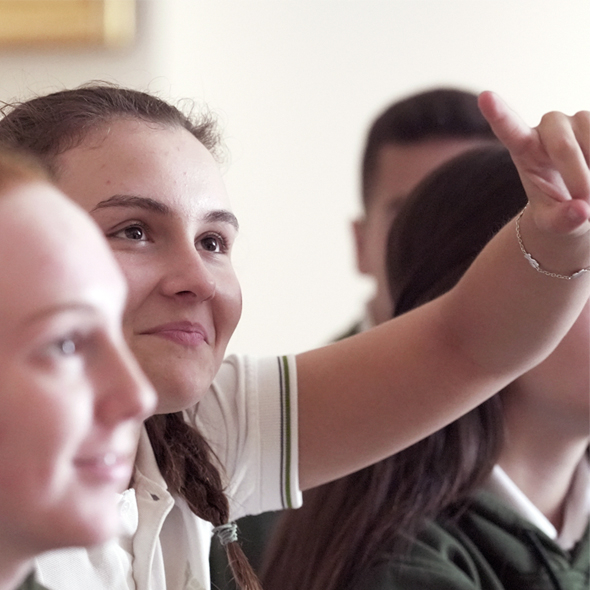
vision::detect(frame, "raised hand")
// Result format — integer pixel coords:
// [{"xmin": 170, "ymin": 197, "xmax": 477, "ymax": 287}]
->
[{"xmin": 478, "ymin": 91, "xmax": 590, "ymax": 238}]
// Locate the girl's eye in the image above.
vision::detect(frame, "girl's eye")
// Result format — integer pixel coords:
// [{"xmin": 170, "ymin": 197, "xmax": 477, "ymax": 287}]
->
[
  {"xmin": 58, "ymin": 338, "xmax": 77, "ymax": 356},
  {"xmin": 30, "ymin": 322, "xmax": 99, "ymax": 369},
  {"xmin": 124, "ymin": 226, "xmax": 145, "ymax": 240},
  {"xmin": 199, "ymin": 234, "xmax": 226, "ymax": 253},
  {"xmin": 109, "ymin": 224, "xmax": 149, "ymax": 241},
  {"xmin": 40, "ymin": 336, "xmax": 79, "ymax": 361}
]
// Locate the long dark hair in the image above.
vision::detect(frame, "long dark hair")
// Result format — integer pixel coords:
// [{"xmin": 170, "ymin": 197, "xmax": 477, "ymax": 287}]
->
[
  {"xmin": 0, "ymin": 84, "xmax": 261, "ymax": 590},
  {"xmin": 261, "ymin": 145, "xmax": 528, "ymax": 590}
]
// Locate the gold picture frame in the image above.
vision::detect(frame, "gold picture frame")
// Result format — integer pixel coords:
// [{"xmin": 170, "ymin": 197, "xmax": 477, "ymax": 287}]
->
[{"xmin": 0, "ymin": 0, "xmax": 136, "ymax": 48}]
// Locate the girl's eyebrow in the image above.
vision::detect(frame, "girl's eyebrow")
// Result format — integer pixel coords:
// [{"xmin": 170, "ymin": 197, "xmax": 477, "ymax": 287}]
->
[
  {"xmin": 23, "ymin": 303, "xmax": 96, "ymax": 326},
  {"xmin": 92, "ymin": 194, "xmax": 239, "ymax": 230},
  {"xmin": 206, "ymin": 209, "xmax": 240, "ymax": 231},
  {"xmin": 93, "ymin": 194, "xmax": 169, "ymax": 214}
]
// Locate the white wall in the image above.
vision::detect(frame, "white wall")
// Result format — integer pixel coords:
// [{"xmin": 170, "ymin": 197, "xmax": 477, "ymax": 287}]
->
[{"xmin": 1, "ymin": 0, "xmax": 588, "ymax": 357}]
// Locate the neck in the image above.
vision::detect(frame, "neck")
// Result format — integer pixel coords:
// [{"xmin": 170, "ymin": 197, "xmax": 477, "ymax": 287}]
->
[
  {"xmin": 0, "ymin": 534, "xmax": 37, "ymax": 590},
  {"xmin": 367, "ymin": 296, "xmax": 387, "ymax": 328},
  {"xmin": 0, "ymin": 558, "xmax": 33, "ymax": 590},
  {"xmin": 499, "ymin": 394, "xmax": 589, "ymax": 530}
]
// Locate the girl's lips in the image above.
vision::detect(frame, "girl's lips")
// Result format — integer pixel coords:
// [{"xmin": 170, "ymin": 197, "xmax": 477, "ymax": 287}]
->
[
  {"xmin": 141, "ymin": 322, "xmax": 209, "ymax": 347},
  {"xmin": 74, "ymin": 452, "xmax": 133, "ymax": 485}
]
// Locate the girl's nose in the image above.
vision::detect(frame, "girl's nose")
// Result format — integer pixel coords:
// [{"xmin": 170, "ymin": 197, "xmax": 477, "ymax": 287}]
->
[
  {"xmin": 159, "ymin": 244, "xmax": 217, "ymax": 301},
  {"xmin": 96, "ymin": 339, "xmax": 156, "ymax": 427}
]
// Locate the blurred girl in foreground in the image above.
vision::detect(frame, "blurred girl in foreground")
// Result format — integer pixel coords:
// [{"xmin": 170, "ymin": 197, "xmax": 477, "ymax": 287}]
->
[{"xmin": 0, "ymin": 149, "xmax": 155, "ymax": 590}]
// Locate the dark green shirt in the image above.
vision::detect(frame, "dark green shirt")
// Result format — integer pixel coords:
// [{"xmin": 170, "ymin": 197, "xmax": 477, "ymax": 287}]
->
[{"xmin": 348, "ymin": 491, "xmax": 589, "ymax": 590}]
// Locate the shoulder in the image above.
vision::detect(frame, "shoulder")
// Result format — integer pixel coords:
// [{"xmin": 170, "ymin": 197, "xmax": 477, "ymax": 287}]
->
[
  {"xmin": 200, "ymin": 354, "xmax": 294, "ymax": 407},
  {"xmin": 332, "ymin": 320, "xmax": 364, "ymax": 342},
  {"xmin": 346, "ymin": 501, "xmax": 507, "ymax": 590},
  {"xmin": 347, "ymin": 491, "xmax": 590, "ymax": 590},
  {"xmin": 192, "ymin": 354, "xmax": 301, "ymax": 517}
]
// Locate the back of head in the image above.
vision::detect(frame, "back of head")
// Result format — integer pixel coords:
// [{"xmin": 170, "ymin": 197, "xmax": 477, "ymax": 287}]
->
[
  {"xmin": 387, "ymin": 144, "xmax": 527, "ymax": 312},
  {"xmin": 376, "ymin": 144, "xmax": 528, "ymax": 546},
  {"xmin": 0, "ymin": 84, "xmax": 221, "ymax": 176},
  {"xmin": 262, "ymin": 145, "xmax": 527, "ymax": 590},
  {"xmin": 362, "ymin": 88, "xmax": 496, "ymax": 207}
]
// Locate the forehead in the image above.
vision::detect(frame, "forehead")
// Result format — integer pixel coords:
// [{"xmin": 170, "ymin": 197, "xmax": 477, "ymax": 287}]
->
[
  {"xmin": 0, "ymin": 183, "xmax": 125, "ymax": 336},
  {"xmin": 369, "ymin": 138, "xmax": 495, "ymax": 209},
  {"xmin": 55, "ymin": 118, "xmax": 232, "ymax": 217}
]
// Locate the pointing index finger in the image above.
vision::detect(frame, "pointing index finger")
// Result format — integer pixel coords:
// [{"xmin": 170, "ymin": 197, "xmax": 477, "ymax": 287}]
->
[{"xmin": 478, "ymin": 91, "xmax": 535, "ymax": 158}]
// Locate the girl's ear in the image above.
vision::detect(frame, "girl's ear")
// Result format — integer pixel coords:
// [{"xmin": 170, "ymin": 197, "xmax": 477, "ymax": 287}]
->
[{"xmin": 352, "ymin": 217, "xmax": 370, "ymax": 275}]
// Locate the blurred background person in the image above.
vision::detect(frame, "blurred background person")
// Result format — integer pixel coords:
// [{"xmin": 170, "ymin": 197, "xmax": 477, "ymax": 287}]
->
[
  {"xmin": 261, "ymin": 144, "xmax": 589, "ymax": 590},
  {"xmin": 211, "ymin": 87, "xmax": 500, "ymax": 588},
  {"xmin": 342, "ymin": 87, "xmax": 497, "ymax": 336}
]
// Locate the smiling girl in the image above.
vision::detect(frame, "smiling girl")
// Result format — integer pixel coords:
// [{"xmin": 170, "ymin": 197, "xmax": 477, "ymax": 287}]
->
[
  {"xmin": 0, "ymin": 149, "xmax": 155, "ymax": 590},
  {"xmin": 0, "ymin": 86, "xmax": 588, "ymax": 590}
]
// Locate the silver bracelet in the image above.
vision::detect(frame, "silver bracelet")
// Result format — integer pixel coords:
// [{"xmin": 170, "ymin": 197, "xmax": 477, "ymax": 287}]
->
[{"xmin": 516, "ymin": 206, "xmax": 590, "ymax": 280}]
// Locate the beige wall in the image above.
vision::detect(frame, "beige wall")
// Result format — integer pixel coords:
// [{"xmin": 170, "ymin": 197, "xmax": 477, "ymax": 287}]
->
[{"xmin": 1, "ymin": 0, "xmax": 588, "ymax": 356}]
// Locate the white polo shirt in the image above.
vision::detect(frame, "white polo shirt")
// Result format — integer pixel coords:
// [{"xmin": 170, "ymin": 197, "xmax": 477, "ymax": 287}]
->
[{"xmin": 35, "ymin": 355, "xmax": 301, "ymax": 590}]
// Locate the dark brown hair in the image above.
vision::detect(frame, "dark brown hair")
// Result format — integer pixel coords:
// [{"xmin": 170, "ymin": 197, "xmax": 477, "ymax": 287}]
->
[
  {"xmin": 0, "ymin": 84, "xmax": 222, "ymax": 176},
  {"xmin": 0, "ymin": 84, "xmax": 261, "ymax": 590},
  {"xmin": 261, "ymin": 145, "xmax": 528, "ymax": 590},
  {"xmin": 361, "ymin": 87, "xmax": 496, "ymax": 209}
]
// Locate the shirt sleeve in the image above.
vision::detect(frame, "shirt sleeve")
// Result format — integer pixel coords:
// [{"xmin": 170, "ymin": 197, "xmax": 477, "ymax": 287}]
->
[{"xmin": 186, "ymin": 354, "xmax": 301, "ymax": 521}]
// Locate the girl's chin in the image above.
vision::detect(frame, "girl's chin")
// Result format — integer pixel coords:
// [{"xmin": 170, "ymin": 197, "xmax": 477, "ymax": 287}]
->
[
  {"xmin": 43, "ymin": 520, "xmax": 119, "ymax": 552},
  {"xmin": 151, "ymin": 374, "xmax": 214, "ymax": 414},
  {"xmin": 132, "ymin": 339, "xmax": 225, "ymax": 411}
]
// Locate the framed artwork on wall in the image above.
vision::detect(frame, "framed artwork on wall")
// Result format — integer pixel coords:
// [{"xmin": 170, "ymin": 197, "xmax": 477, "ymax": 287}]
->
[{"xmin": 0, "ymin": 0, "xmax": 136, "ymax": 47}]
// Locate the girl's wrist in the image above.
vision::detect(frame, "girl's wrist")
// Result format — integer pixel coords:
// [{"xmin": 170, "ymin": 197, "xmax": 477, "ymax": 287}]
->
[{"xmin": 516, "ymin": 206, "xmax": 590, "ymax": 280}]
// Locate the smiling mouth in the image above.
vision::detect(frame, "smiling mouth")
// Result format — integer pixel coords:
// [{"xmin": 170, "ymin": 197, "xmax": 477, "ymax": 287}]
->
[
  {"xmin": 141, "ymin": 322, "xmax": 209, "ymax": 347},
  {"xmin": 74, "ymin": 452, "xmax": 133, "ymax": 485}
]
